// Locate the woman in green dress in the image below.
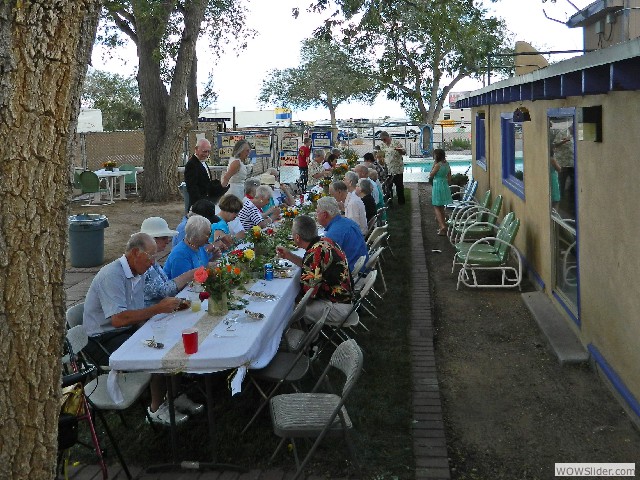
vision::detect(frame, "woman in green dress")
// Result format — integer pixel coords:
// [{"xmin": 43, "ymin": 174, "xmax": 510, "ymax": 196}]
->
[{"xmin": 429, "ymin": 149, "xmax": 453, "ymax": 236}]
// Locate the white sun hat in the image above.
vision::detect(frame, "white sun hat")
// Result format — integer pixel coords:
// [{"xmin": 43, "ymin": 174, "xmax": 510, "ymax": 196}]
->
[
  {"xmin": 139, "ymin": 217, "xmax": 178, "ymax": 237},
  {"xmin": 259, "ymin": 173, "xmax": 277, "ymax": 185}
]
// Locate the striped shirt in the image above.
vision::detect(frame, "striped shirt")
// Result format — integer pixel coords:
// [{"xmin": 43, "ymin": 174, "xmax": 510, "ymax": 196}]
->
[{"xmin": 238, "ymin": 197, "xmax": 264, "ymax": 231}]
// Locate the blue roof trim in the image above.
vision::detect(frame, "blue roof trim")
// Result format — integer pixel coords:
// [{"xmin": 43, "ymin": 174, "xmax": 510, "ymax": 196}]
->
[{"xmin": 455, "ymin": 38, "xmax": 640, "ymax": 108}]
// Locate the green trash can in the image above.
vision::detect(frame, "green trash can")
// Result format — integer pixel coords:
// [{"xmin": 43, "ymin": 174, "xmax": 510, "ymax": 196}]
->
[{"xmin": 68, "ymin": 214, "xmax": 109, "ymax": 267}]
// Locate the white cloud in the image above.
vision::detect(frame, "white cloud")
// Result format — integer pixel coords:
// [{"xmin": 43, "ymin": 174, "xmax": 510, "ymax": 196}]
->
[{"xmin": 92, "ymin": 0, "xmax": 589, "ymax": 120}]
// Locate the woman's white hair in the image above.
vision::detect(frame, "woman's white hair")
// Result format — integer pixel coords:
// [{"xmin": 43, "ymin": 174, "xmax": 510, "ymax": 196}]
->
[
  {"xmin": 256, "ymin": 185, "xmax": 273, "ymax": 200},
  {"xmin": 185, "ymin": 215, "xmax": 212, "ymax": 242}
]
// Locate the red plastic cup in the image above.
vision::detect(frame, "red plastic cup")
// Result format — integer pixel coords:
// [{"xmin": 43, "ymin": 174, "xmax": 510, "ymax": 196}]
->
[{"xmin": 182, "ymin": 328, "xmax": 198, "ymax": 354}]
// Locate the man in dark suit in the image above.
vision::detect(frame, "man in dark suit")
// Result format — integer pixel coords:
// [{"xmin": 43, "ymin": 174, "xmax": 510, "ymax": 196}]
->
[{"xmin": 184, "ymin": 138, "xmax": 228, "ymax": 210}]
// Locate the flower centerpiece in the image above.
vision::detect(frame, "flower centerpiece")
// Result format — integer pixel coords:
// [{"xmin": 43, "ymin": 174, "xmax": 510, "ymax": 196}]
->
[
  {"xmin": 102, "ymin": 160, "xmax": 117, "ymax": 171},
  {"xmin": 281, "ymin": 206, "xmax": 299, "ymax": 219},
  {"xmin": 332, "ymin": 163, "xmax": 349, "ymax": 179},
  {"xmin": 248, "ymin": 225, "xmax": 276, "ymax": 258},
  {"xmin": 194, "ymin": 263, "xmax": 244, "ymax": 316},
  {"xmin": 228, "ymin": 248, "xmax": 255, "ymax": 264},
  {"xmin": 318, "ymin": 177, "xmax": 332, "ymax": 194},
  {"xmin": 342, "ymin": 148, "xmax": 359, "ymax": 169}
]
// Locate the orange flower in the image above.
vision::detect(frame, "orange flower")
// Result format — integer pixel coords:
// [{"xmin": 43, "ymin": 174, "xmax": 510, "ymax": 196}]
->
[
  {"xmin": 233, "ymin": 267, "xmax": 241, "ymax": 275},
  {"xmin": 193, "ymin": 266, "xmax": 209, "ymax": 283},
  {"xmin": 226, "ymin": 264, "xmax": 232, "ymax": 273}
]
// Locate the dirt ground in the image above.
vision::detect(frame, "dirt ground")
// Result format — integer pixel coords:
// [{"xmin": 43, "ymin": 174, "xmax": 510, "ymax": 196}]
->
[
  {"xmin": 68, "ymin": 196, "xmax": 186, "ymax": 266},
  {"xmin": 417, "ymin": 184, "xmax": 640, "ymax": 479},
  {"xmin": 68, "ymin": 191, "xmax": 640, "ymax": 479}
]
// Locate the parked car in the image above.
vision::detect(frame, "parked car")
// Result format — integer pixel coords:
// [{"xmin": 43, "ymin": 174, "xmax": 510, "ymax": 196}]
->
[
  {"xmin": 375, "ymin": 119, "xmax": 421, "ymax": 140},
  {"xmin": 311, "ymin": 120, "xmax": 357, "ymax": 140}
]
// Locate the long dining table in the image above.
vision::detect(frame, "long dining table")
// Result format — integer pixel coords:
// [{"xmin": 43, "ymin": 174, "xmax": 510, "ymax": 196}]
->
[{"xmin": 108, "ymin": 263, "xmax": 301, "ymax": 468}]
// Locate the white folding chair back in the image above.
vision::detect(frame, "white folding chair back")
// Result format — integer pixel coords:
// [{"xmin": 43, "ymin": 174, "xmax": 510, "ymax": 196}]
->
[
  {"xmin": 350, "ymin": 255, "xmax": 367, "ymax": 278},
  {"xmin": 66, "ymin": 303, "xmax": 85, "ymax": 328}
]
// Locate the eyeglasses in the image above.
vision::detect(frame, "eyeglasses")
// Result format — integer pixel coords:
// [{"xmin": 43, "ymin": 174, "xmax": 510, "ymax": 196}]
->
[{"xmin": 139, "ymin": 250, "xmax": 156, "ymax": 263}]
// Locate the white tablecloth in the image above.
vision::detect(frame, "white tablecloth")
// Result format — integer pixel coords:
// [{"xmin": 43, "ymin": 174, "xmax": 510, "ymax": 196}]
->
[{"xmin": 108, "ymin": 268, "xmax": 300, "ymax": 400}]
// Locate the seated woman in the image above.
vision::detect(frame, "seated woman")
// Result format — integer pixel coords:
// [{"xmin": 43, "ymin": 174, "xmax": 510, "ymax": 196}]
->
[
  {"xmin": 173, "ymin": 199, "xmax": 218, "ymax": 247},
  {"xmin": 356, "ymin": 178, "xmax": 377, "ymax": 224},
  {"xmin": 210, "ymin": 194, "xmax": 244, "ymax": 244},
  {"xmin": 138, "ymin": 217, "xmax": 204, "ymax": 423},
  {"xmin": 164, "ymin": 215, "xmax": 220, "ymax": 279},
  {"xmin": 323, "ymin": 153, "xmax": 338, "ymax": 171},
  {"xmin": 140, "ymin": 217, "xmax": 197, "ymax": 307}
]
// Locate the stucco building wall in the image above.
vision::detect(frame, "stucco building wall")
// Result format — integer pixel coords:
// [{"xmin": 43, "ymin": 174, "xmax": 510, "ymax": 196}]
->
[{"xmin": 471, "ymin": 90, "xmax": 640, "ymax": 403}]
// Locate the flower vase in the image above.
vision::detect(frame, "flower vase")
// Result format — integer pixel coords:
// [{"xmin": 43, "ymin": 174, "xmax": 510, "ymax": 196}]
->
[
  {"xmin": 106, "ymin": 166, "xmax": 114, "ymax": 172},
  {"xmin": 254, "ymin": 242, "xmax": 269, "ymax": 258},
  {"xmin": 208, "ymin": 291, "xmax": 228, "ymax": 316}
]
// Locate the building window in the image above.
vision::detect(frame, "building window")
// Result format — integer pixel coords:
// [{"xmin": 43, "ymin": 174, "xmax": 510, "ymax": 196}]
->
[
  {"xmin": 475, "ymin": 113, "xmax": 486, "ymax": 171},
  {"xmin": 444, "ymin": 113, "xmax": 450, "ymax": 120},
  {"xmin": 501, "ymin": 113, "xmax": 525, "ymax": 199}
]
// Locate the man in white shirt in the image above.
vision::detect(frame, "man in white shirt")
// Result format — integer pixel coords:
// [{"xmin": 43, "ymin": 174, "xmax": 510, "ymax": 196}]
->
[{"xmin": 332, "ymin": 176, "xmax": 367, "ymax": 235}]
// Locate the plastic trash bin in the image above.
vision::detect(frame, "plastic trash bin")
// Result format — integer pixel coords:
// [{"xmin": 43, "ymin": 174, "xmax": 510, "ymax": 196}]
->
[
  {"xmin": 68, "ymin": 214, "xmax": 109, "ymax": 268},
  {"xmin": 178, "ymin": 182, "xmax": 189, "ymax": 214}
]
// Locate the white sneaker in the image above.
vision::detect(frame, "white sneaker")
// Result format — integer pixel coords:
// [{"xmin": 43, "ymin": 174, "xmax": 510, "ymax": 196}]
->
[
  {"xmin": 147, "ymin": 401, "xmax": 188, "ymax": 426},
  {"xmin": 173, "ymin": 394, "xmax": 205, "ymax": 415}
]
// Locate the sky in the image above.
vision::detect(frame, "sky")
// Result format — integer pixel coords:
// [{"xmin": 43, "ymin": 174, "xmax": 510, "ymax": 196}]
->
[{"xmin": 92, "ymin": 0, "xmax": 590, "ymax": 122}]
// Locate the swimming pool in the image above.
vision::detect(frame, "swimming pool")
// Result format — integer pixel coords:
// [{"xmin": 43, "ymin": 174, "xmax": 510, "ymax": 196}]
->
[
  {"xmin": 403, "ymin": 154, "xmax": 472, "ymax": 182},
  {"xmin": 280, "ymin": 153, "xmax": 474, "ymax": 184}
]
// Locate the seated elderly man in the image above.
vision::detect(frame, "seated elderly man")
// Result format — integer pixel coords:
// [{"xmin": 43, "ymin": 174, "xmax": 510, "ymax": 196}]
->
[
  {"xmin": 307, "ymin": 148, "xmax": 328, "ymax": 188},
  {"xmin": 315, "ymin": 196, "xmax": 368, "ymax": 273},
  {"xmin": 238, "ymin": 179, "xmax": 280, "ymax": 231},
  {"xmin": 330, "ymin": 180, "xmax": 367, "ymax": 236},
  {"xmin": 83, "ymin": 233, "xmax": 198, "ymax": 425},
  {"xmin": 276, "ymin": 215, "xmax": 353, "ymax": 325}
]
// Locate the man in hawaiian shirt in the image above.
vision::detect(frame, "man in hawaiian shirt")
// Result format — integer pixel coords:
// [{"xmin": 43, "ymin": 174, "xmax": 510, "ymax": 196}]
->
[
  {"xmin": 276, "ymin": 214, "xmax": 353, "ymax": 326},
  {"xmin": 380, "ymin": 131, "xmax": 406, "ymax": 205}
]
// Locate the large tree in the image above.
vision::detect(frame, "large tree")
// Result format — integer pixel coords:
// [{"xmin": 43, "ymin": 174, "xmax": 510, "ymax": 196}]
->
[
  {"xmin": 0, "ymin": 1, "xmax": 100, "ymax": 478},
  {"xmin": 356, "ymin": 1, "xmax": 508, "ymax": 124},
  {"xmin": 82, "ymin": 69, "xmax": 144, "ymax": 131},
  {"xmin": 299, "ymin": 0, "xmax": 508, "ymax": 125},
  {"xmin": 99, "ymin": 0, "xmax": 250, "ymax": 202},
  {"xmin": 258, "ymin": 37, "xmax": 380, "ymax": 127}
]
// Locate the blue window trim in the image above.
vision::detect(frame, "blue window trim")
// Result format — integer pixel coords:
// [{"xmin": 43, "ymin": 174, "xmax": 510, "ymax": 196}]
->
[
  {"xmin": 475, "ymin": 114, "xmax": 487, "ymax": 171},
  {"xmin": 501, "ymin": 113, "xmax": 525, "ymax": 200}
]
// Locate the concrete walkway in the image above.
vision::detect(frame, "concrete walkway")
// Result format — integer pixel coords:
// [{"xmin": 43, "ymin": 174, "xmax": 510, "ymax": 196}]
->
[{"xmin": 64, "ymin": 184, "xmax": 451, "ymax": 480}]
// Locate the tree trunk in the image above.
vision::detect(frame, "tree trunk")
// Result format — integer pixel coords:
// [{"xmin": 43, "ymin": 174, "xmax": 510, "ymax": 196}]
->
[
  {"xmin": 0, "ymin": 1, "xmax": 99, "ymax": 479},
  {"xmin": 132, "ymin": 0, "xmax": 207, "ymax": 202}
]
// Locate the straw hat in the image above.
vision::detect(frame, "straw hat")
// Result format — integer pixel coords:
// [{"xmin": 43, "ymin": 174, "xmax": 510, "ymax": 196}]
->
[
  {"xmin": 140, "ymin": 217, "xmax": 178, "ymax": 237},
  {"xmin": 259, "ymin": 173, "xmax": 277, "ymax": 185}
]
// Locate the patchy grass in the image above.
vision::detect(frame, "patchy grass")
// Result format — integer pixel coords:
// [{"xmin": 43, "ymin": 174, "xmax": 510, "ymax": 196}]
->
[{"xmin": 71, "ymin": 192, "xmax": 415, "ymax": 478}]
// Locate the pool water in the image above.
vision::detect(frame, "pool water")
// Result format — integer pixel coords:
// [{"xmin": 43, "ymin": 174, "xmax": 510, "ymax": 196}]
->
[
  {"xmin": 403, "ymin": 154, "xmax": 472, "ymax": 183},
  {"xmin": 280, "ymin": 154, "xmax": 473, "ymax": 184}
]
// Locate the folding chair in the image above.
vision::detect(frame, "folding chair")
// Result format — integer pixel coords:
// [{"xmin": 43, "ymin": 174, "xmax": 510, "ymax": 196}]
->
[
  {"xmin": 65, "ymin": 302, "xmax": 84, "ymax": 328},
  {"xmin": 59, "ymin": 327, "xmax": 107, "ymax": 480},
  {"xmin": 83, "ymin": 371, "xmax": 153, "ymax": 480},
  {"xmin": 79, "ymin": 171, "xmax": 113, "ymax": 206},
  {"xmin": 119, "ymin": 164, "xmax": 138, "ymax": 195},
  {"xmin": 269, "ymin": 339, "xmax": 364, "ymax": 479},
  {"xmin": 241, "ymin": 305, "xmax": 329, "ymax": 434},
  {"xmin": 281, "ymin": 288, "xmax": 314, "ymax": 353}
]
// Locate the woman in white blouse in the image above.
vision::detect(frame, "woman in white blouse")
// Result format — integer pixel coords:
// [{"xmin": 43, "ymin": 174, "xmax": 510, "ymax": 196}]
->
[{"xmin": 222, "ymin": 139, "xmax": 251, "ymax": 200}]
